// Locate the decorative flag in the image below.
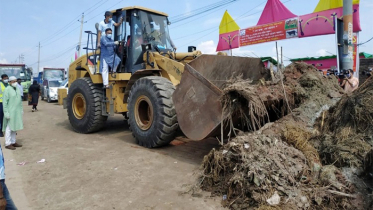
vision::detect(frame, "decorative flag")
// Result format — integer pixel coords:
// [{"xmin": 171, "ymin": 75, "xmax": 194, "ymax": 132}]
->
[
  {"xmin": 75, "ymin": 51, "xmax": 78, "ymax": 60},
  {"xmin": 257, "ymin": 0, "xmax": 297, "ymax": 25},
  {"xmin": 313, "ymin": 0, "xmax": 360, "ymax": 12},
  {"xmin": 216, "ymin": 10, "xmax": 240, "ymax": 52}
]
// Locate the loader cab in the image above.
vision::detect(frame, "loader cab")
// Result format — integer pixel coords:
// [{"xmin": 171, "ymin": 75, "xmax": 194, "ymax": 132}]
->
[{"xmin": 110, "ymin": 7, "xmax": 172, "ymax": 74}]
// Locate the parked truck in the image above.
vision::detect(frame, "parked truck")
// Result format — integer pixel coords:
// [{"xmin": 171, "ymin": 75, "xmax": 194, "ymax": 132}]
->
[
  {"xmin": 40, "ymin": 68, "xmax": 65, "ymax": 101},
  {"xmin": 0, "ymin": 64, "xmax": 32, "ymax": 100}
]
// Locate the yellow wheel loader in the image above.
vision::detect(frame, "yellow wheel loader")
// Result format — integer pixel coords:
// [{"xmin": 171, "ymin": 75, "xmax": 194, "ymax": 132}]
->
[{"xmin": 67, "ymin": 6, "xmax": 269, "ymax": 148}]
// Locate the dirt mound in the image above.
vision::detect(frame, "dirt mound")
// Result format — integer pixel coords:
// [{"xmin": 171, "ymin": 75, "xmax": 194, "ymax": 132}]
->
[
  {"xmin": 311, "ymin": 76, "xmax": 373, "ymax": 181},
  {"xmin": 199, "ymin": 62, "xmax": 370, "ymax": 209},
  {"xmin": 201, "ymin": 134, "xmax": 355, "ymax": 209},
  {"xmin": 220, "ymin": 62, "xmax": 343, "ymax": 137}
]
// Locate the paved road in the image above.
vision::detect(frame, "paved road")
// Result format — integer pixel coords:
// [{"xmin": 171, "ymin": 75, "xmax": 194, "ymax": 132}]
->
[{"xmin": 3, "ymin": 100, "xmax": 224, "ymax": 210}]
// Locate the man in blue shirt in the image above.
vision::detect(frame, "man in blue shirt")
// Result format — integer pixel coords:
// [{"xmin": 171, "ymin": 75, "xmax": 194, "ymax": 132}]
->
[
  {"xmin": 97, "ymin": 11, "xmax": 123, "ymax": 48},
  {"xmin": 99, "ymin": 28, "xmax": 121, "ymax": 88},
  {"xmin": 0, "ymin": 144, "xmax": 17, "ymax": 209}
]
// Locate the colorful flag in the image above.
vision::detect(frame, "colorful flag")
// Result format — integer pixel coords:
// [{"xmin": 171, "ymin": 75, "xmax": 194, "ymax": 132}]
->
[
  {"xmin": 313, "ymin": 0, "xmax": 360, "ymax": 12},
  {"xmin": 257, "ymin": 0, "xmax": 297, "ymax": 25},
  {"xmin": 75, "ymin": 51, "xmax": 78, "ymax": 60},
  {"xmin": 216, "ymin": 10, "xmax": 240, "ymax": 52}
]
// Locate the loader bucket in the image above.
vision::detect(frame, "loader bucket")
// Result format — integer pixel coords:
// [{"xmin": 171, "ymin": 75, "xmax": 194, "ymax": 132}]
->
[{"xmin": 173, "ymin": 54, "xmax": 269, "ymax": 140}]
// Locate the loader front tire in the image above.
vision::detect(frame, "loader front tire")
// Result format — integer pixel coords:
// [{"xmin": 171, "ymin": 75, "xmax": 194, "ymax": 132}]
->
[
  {"xmin": 67, "ymin": 77, "xmax": 107, "ymax": 133},
  {"xmin": 128, "ymin": 76, "xmax": 178, "ymax": 148}
]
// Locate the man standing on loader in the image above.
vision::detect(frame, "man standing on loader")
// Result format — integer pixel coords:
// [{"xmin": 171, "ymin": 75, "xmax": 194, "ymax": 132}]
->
[
  {"xmin": 100, "ymin": 28, "xmax": 121, "ymax": 88},
  {"xmin": 97, "ymin": 11, "xmax": 123, "ymax": 48}
]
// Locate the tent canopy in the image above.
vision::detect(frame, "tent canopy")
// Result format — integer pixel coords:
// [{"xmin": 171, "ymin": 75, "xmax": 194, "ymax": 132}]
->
[
  {"xmin": 257, "ymin": 0, "xmax": 297, "ymax": 25},
  {"xmin": 219, "ymin": 10, "xmax": 240, "ymax": 34},
  {"xmin": 313, "ymin": 0, "xmax": 360, "ymax": 12}
]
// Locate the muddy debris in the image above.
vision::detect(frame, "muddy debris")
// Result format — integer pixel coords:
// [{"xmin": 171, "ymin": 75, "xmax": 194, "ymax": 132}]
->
[{"xmin": 198, "ymin": 62, "xmax": 373, "ymax": 209}]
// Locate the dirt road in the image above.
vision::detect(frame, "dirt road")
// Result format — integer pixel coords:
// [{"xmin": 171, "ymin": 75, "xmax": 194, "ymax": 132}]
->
[{"xmin": 3, "ymin": 101, "xmax": 224, "ymax": 210}]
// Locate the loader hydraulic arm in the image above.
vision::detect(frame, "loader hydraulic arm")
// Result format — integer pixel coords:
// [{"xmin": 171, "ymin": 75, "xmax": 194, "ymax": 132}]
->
[{"xmin": 144, "ymin": 50, "xmax": 202, "ymax": 85}]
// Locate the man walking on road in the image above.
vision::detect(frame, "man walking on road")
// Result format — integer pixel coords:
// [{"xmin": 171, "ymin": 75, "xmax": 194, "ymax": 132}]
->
[
  {"xmin": 2, "ymin": 76, "xmax": 23, "ymax": 150},
  {"xmin": 0, "ymin": 74, "xmax": 9, "ymax": 137},
  {"xmin": 0, "ymin": 144, "xmax": 18, "ymax": 209}
]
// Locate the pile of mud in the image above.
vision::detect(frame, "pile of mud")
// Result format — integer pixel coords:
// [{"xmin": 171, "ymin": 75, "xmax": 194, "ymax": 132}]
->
[
  {"xmin": 313, "ymin": 76, "xmax": 373, "ymax": 173},
  {"xmin": 199, "ymin": 62, "xmax": 372, "ymax": 209},
  {"xmin": 202, "ymin": 134, "xmax": 355, "ymax": 210}
]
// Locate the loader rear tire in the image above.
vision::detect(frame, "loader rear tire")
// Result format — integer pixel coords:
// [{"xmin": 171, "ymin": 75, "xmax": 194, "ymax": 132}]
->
[
  {"xmin": 128, "ymin": 76, "xmax": 178, "ymax": 148},
  {"xmin": 67, "ymin": 77, "xmax": 107, "ymax": 133}
]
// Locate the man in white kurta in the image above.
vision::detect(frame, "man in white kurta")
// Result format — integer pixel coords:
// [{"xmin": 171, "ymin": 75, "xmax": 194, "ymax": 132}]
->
[{"xmin": 2, "ymin": 76, "xmax": 23, "ymax": 150}]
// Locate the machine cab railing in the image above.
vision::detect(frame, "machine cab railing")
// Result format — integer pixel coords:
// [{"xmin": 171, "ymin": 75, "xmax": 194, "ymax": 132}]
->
[{"xmin": 82, "ymin": 7, "xmax": 173, "ymax": 75}]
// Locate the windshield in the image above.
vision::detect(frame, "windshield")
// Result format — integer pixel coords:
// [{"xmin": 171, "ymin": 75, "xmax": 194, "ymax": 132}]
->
[
  {"xmin": 0, "ymin": 66, "xmax": 31, "ymax": 81},
  {"xmin": 137, "ymin": 11, "xmax": 172, "ymax": 50},
  {"xmin": 43, "ymin": 70, "xmax": 64, "ymax": 81},
  {"xmin": 49, "ymin": 81, "xmax": 61, "ymax": 87},
  {"xmin": 60, "ymin": 79, "xmax": 68, "ymax": 87}
]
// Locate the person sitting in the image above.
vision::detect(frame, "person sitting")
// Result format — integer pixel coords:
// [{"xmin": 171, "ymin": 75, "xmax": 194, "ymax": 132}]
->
[
  {"xmin": 340, "ymin": 69, "xmax": 359, "ymax": 93},
  {"xmin": 133, "ymin": 27, "xmax": 143, "ymax": 49},
  {"xmin": 99, "ymin": 28, "xmax": 121, "ymax": 88}
]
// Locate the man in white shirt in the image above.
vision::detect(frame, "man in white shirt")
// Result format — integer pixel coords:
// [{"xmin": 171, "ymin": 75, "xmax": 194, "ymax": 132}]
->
[
  {"xmin": 17, "ymin": 78, "xmax": 23, "ymax": 100},
  {"xmin": 97, "ymin": 11, "xmax": 123, "ymax": 48}
]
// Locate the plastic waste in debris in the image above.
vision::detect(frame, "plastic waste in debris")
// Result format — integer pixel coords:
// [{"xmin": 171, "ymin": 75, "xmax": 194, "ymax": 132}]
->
[
  {"xmin": 266, "ymin": 191, "xmax": 280, "ymax": 206},
  {"xmin": 37, "ymin": 159, "xmax": 46, "ymax": 163}
]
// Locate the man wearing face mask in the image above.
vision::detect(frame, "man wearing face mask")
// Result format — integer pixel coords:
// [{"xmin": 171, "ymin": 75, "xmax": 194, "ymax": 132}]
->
[
  {"xmin": 0, "ymin": 74, "xmax": 9, "ymax": 137},
  {"xmin": 2, "ymin": 76, "xmax": 23, "ymax": 150},
  {"xmin": 99, "ymin": 28, "xmax": 121, "ymax": 88},
  {"xmin": 97, "ymin": 11, "xmax": 123, "ymax": 48},
  {"xmin": 340, "ymin": 69, "xmax": 359, "ymax": 94}
]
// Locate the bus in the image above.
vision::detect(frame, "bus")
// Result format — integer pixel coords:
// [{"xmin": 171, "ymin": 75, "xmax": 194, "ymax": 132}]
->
[{"xmin": 0, "ymin": 64, "xmax": 32, "ymax": 100}]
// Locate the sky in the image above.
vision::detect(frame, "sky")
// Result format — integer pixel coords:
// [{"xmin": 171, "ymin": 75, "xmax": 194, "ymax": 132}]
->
[{"xmin": 0, "ymin": 0, "xmax": 372, "ymax": 76}]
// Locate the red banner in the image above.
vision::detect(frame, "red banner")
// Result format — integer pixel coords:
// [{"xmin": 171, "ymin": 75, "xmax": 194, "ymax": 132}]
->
[
  {"xmin": 353, "ymin": 33, "xmax": 358, "ymax": 72},
  {"xmin": 240, "ymin": 17, "xmax": 298, "ymax": 46}
]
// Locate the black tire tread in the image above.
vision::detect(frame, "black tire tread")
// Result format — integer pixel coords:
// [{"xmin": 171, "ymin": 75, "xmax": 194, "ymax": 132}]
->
[
  {"xmin": 128, "ymin": 76, "xmax": 178, "ymax": 148},
  {"xmin": 67, "ymin": 77, "xmax": 107, "ymax": 133}
]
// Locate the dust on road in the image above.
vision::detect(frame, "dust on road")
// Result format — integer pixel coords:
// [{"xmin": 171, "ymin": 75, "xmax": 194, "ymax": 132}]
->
[{"xmin": 4, "ymin": 101, "xmax": 224, "ymax": 210}]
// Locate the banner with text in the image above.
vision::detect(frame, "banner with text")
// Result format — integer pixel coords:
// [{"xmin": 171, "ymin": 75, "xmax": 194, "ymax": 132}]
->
[{"xmin": 240, "ymin": 17, "xmax": 298, "ymax": 46}]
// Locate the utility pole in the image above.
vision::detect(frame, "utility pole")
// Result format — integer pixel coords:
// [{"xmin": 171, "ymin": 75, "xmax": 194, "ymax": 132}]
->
[
  {"xmin": 342, "ymin": 0, "xmax": 353, "ymax": 71},
  {"xmin": 276, "ymin": 42, "xmax": 280, "ymax": 71},
  {"xmin": 19, "ymin": 54, "xmax": 24, "ymax": 64},
  {"xmin": 281, "ymin": 46, "xmax": 283, "ymax": 70},
  {"xmin": 38, "ymin": 42, "xmax": 41, "ymax": 74},
  {"xmin": 78, "ymin": 13, "xmax": 85, "ymax": 57}
]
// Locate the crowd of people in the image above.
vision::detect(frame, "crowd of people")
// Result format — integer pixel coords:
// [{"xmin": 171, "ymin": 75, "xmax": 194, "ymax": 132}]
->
[
  {"xmin": 0, "ymin": 74, "xmax": 21, "ymax": 209},
  {"xmin": 0, "ymin": 73, "xmax": 42, "ymax": 209}
]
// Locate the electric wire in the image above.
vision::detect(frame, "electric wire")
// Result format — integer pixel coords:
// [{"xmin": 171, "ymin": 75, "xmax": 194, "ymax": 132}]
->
[
  {"xmin": 357, "ymin": 36, "xmax": 373, "ymax": 46},
  {"xmin": 173, "ymin": 1, "xmax": 266, "ymax": 41},
  {"xmin": 176, "ymin": 0, "xmax": 291, "ymax": 48},
  {"xmin": 171, "ymin": 0, "xmax": 239, "ymax": 24}
]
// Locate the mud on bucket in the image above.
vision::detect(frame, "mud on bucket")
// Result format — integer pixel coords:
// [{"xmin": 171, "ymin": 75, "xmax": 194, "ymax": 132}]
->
[{"xmin": 172, "ymin": 54, "xmax": 269, "ymax": 140}]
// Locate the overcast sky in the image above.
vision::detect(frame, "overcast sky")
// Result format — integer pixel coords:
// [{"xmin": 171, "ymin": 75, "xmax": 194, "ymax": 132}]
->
[{"xmin": 0, "ymin": 0, "xmax": 372, "ymax": 76}]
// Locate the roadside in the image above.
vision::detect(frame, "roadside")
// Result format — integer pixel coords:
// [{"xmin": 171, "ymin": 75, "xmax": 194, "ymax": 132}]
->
[{"xmin": 2, "ymin": 101, "xmax": 224, "ymax": 210}]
